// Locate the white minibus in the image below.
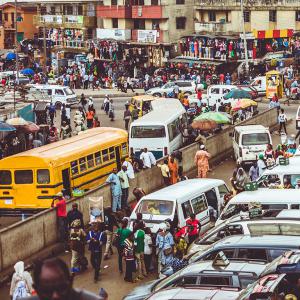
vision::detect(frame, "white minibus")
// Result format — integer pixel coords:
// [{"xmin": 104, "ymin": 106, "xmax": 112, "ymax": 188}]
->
[{"xmin": 129, "ymin": 99, "xmax": 187, "ymax": 159}]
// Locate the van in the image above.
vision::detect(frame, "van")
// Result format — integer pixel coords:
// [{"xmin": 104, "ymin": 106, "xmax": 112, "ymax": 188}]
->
[
  {"xmin": 232, "ymin": 125, "xmax": 272, "ymax": 165},
  {"xmin": 29, "ymin": 84, "xmax": 78, "ymax": 108},
  {"xmin": 202, "ymin": 85, "xmax": 236, "ymax": 107},
  {"xmin": 216, "ymin": 189, "xmax": 300, "ymax": 225},
  {"xmin": 129, "ymin": 179, "xmax": 229, "ymax": 233},
  {"xmin": 250, "ymin": 76, "xmax": 266, "ymax": 96},
  {"xmin": 256, "ymin": 156, "xmax": 300, "ymax": 188}
]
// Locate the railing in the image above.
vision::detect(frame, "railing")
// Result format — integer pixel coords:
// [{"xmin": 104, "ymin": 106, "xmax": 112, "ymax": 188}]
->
[
  {"xmin": 52, "ymin": 39, "xmax": 89, "ymax": 49},
  {"xmin": 195, "ymin": 22, "xmax": 232, "ymax": 33},
  {"xmin": 96, "ymin": 5, "xmax": 132, "ymax": 18},
  {"xmin": 34, "ymin": 15, "xmax": 96, "ymax": 28},
  {"xmin": 195, "ymin": 0, "xmax": 300, "ymax": 6}
]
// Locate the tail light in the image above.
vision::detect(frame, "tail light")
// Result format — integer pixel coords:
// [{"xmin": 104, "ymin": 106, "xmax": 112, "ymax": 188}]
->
[
  {"xmin": 164, "ymin": 147, "xmax": 168, "ymax": 156},
  {"xmin": 239, "ymin": 147, "xmax": 242, "ymax": 157}
]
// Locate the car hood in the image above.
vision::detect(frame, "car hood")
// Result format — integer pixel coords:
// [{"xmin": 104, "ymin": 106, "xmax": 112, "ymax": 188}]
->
[{"xmin": 123, "ymin": 280, "xmax": 159, "ymax": 300}]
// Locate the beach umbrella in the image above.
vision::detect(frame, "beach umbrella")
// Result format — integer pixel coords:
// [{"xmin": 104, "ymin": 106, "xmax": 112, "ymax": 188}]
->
[
  {"xmin": 6, "ymin": 52, "xmax": 16, "ymax": 61},
  {"xmin": 232, "ymin": 99, "xmax": 258, "ymax": 111},
  {"xmin": 6, "ymin": 117, "xmax": 28, "ymax": 126},
  {"xmin": 21, "ymin": 68, "xmax": 34, "ymax": 76},
  {"xmin": 194, "ymin": 111, "xmax": 231, "ymax": 124},
  {"xmin": 223, "ymin": 89, "xmax": 251, "ymax": 100},
  {"xmin": 191, "ymin": 119, "xmax": 218, "ymax": 131},
  {"xmin": 0, "ymin": 122, "xmax": 16, "ymax": 132}
]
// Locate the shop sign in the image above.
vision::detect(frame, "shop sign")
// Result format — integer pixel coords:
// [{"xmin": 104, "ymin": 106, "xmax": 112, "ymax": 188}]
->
[
  {"xmin": 137, "ymin": 30, "xmax": 157, "ymax": 43},
  {"xmin": 96, "ymin": 29, "xmax": 131, "ymax": 41},
  {"xmin": 65, "ymin": 15, "xmax": 83, "ymax": 24}
]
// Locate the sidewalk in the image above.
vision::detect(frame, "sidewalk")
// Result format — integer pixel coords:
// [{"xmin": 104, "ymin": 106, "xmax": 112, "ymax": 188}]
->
[{"xmin": 75, "ymin": 88, "xmax": 145, "ymax": 98}]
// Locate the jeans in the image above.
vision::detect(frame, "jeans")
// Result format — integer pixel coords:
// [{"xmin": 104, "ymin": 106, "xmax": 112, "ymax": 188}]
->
[
  {"xmin": 279, "ymin": 122, "xmax": 287, "ymax": 134},
  {"xmin": 144, "ymin": 254, "xmax": 152, "ymax": 273},
  {"xmin": 104, "ymin": 230, "xmax": 113, "ymax": 256},
  {"xmin": 57, "ymin": 217, "xmax": 68, "ymax": 247},
  {"xmin": 118, "ymin": 246, "xmax": 124, "ymax": 272},
  {"xmin": 90, "ymin": 250, "xmax": 102, "ymax": 280},
  {"xmin": 121, "ymin": 188, "xmax": 129, "ymax": 209},
  {"xmin": 124, "ymin": 259, "xmax": 135, "ymax": 282},
  {"xmin": 135, "ymin": 252, "xmax": 147, "ymax": 278},
  {"xmin": 112, "ymin": 194, "xmax": 122, "ymax": 212}
]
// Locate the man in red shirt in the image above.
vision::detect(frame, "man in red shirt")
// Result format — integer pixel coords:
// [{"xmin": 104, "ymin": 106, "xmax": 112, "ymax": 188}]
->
[
  {"xmin": 51, "ymin": 192, "xmax": 68, "ymax": 251},
  {"xmin": 186, "ymin": 213, "xmax": 200, "ymax": 245}
]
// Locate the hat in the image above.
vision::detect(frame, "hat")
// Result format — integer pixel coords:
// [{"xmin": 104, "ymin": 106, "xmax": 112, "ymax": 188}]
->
[
  {"xmin": 258, "ymin": 153, "xmax": 264, "ymax": 159},
  {"xmin": 55, "ymin": 192, "xmax": 63, "ymax": 197},
  {"xmin": 200, "ymin": 144, "xmax": 205, "ymax": 150},
  {"xmin": 89, "ymin": 97, "xmax": 93, "ymax": 100}
]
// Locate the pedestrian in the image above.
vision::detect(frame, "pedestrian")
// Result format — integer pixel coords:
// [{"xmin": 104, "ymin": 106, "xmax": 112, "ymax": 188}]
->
[
  {"xmin": 61, "ymin": 104, "xmax": 68, "ymax": 125},
  {"xmin": 93, "ymin": 116, "xmax": 100, "ymax": 128},
  {"xmin": 144, "ymin": 227, "xmax": 153, "ymax": 274},
  {"xmin": 131, "ymin": 105, "xmax": 139, "ymax": 121},
  {"xmin": 106, "ymin": 168, "xmax": 122, "ymax": 212},
  {"xmin": 278, "ymin": 108, "xmax": 287, "ymax": 134},
  {"xmin": 48, "ymin": 103, "xmax": 56, "ymax": 126},
  {"xmin": 10, "ymin": 261, "xmax": 33, "ymax": 299},
  {"xmin": 157, "ymin": 159, "xmax": 170, "ymax": 186},
  {"xmin": 88, "ymin": 97, "xmax": 94, "ymax": 111},
  {"xmin": 140, "ymin": 148, "xmax": 156, "ymax": 169},
  {"xmin": 51, "ymin": 192, "xmax": 68, "ymax": 251},
  {"xmin": 123, "ymin": 232, "xmax": 136, "ymax": 282},
  {"xmin": 118, "ymin": 165, "xmax": 130, "ymax": 209},
  {"xmin": 186, "ymin": 213, "xmax": 200, "ymax": 245},
  {"xmin": 86, "ymin": 107, "xmax": 95, "ymax": 129},
  {"xmin": 108, "ymin": 99, "xmax": 115, "ymax": 121},
  {"xmin": 122, "ymin": 159, "xmax": 135, "ymax": 179},
  {"xmin": 134, "ymin": 221, "xmax": 147, "ymax": 280},
  {"xmin": 67, "ymin": 203, "xmax": 83, "ymax": 229},
  {"xmin": 249, "ymin": 161, "xmax": 259, "ymax": 181},
  {"xmin": 123, "ymin": 105, "xmax": 132, "ymax": 131},
  {"xmin": 60, "ymin": 121, "xmax": 72, "ymax": 140},
  {"xmin": 127, "ymin": 77, "xmax": 135, "ymax": 92},
  {"xmin": 235, "ymin": 167, "xmax": 250, "ymax": 193},
  {"xmin": 168, "ymin": 154, "xmax": 178, "ymax": 185},
  {"xmin": 69, "ymin": 219, "xmax": 86, "ymax": 276},
  {"xmin": 80, "ymin": 93, "xmax": 87, "ymax": 113},
  {"xmin": 194, "ymin": 145, "xmax": 211, "ymax": 178},
  {"xmin": 86, "ymin": 222, "xmax": 106, "ymax": 283},
  {"xmin": 257, "ymin": 153, "xmax": 267, "ymax": 177},
  {"xmin": 115, "ymin": 219, "xmax": 131, "ymax": 274},
  {"xmin": 22, "ymin": 258, "xmax": 101, "ymax": 300},
  {"xmin": 103, "ymin": 207, "xmax": 118, "ymax": 260}
]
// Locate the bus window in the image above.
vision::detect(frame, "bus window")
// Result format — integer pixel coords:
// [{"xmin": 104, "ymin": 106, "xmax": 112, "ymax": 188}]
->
[
  {"xmin": 0, "ymin": 170, "xmax": 12, "ymax": 185},
  {"xmin": 71, "ymin": 161, "xmax": 79, "ymax": 175},
  {"xmin": 87, "ymin": 154, "xmax": 94, "ymax": 168},
  {"xmin": 121, "ymin": 143, "xmax": 127, "ymax": 156},
  {"xmin": 37, "ymin": 169, "xmax": 50, "ymax": 184},
  {"xmin": 131, "ymin": 126, "xmax": 166, "ymax": 138},
  {"xmin": 102, "ymin": 149, "xmax": 109, "ymax": 162},
  {"xmin": 109, "ymin": 147, "xmax": 115, "ymax": 160},
  {"xmin": 168, "ymin": 119, "xmax": 180, "ymax": 142},
  {"xmin": 191, "ymin": 194, "xmax": 207, "ymax": 215},
  {"xmin": 79, "ymin": 157, "xmax": 87, "ymax": 172},
  {"xmin": 95, "ymin": 152, "xmax": 101, "ymax": 165},
  {"xmin": 15, "ymin": 170, "xmax": 33, "ymax": 184}
]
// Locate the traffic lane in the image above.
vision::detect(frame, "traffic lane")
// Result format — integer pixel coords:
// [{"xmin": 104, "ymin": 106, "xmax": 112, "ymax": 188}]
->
[{"xmin": 258, "ymin": 101, "xmax": 297, "ymax": 119}]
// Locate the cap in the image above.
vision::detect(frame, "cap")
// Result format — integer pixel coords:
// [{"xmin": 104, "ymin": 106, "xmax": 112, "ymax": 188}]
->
[
  {"xmin": 89, "ymin": 97, "xmax": 93, "ymax": 100},
  {"xmin": 258, "ymin": 153, "xmax": 264, "ymax": 159},
  {"xmin": 200, "ymin": 144, "xmax": 205, "ymax": 150}
]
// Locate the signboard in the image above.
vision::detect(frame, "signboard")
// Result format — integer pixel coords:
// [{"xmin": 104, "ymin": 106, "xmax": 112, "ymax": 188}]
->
[
  {"xmin": 65, "ymin": 15, "xmax": 83, "ymax": 24},
  {"xmin": 137, "ymin": 30, "xmax": 157, "ymax": 43},
  {"xmin": 96, "ymin": 29, "xmax": 131, "ymax": 41}
]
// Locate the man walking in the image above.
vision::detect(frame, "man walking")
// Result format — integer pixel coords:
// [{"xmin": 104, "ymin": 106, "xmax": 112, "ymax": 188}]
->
[
  {"xmin": 123, "ymin": 105, "xmax": 132, "ymax": 131},
  {"xmin": 278, "ymin": 108, "xmax": 287, "ymax": 134},
  {"xmin": 194, "ymin": 145, "xmax": 211, "ymax": 178},
  {"xmin": 118, "ymin": 165, "xmax": 130, "ymax": 209},
  {"xmin": 157, "ymin": 159, "xmax": 170, "ymax": 186},
  {"xmin": 67, "ymin": 203, "xmax": 83, "ymax": 229},
  {"xmin": 103, "ymin": 207, "xmax": 118, "ymax": 260},
  {"xmin": 106, "ymin": 168, "xmax": 122, "ymax": 212}
]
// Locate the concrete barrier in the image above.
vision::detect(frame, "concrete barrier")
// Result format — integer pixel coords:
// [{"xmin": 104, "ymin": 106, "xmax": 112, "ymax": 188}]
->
[{"xmin": 0, "ymin": 108, "xmax": 277, "ymax": 277}]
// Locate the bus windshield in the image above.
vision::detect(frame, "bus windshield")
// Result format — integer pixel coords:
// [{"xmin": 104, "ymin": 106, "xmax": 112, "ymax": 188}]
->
[
  {"xmin": 136, "ymin": 199, "xmax": 174, "ymax": 216},
  {"xmin": 131, "ymin": 126, "xmax": 166, "ymax": 138},
  {"xmin": 242, "ymin": 133, "xmax": 270, "ymax": 146}
]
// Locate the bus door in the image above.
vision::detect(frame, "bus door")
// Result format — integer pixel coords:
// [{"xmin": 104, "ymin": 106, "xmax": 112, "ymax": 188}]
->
[
  {"xmin": 62, "ymin": 168, "xmax": 71, "ymax": 196},
  {"xmin": 115, "ymin": 146, "xmax": 121, "ymax": 170}
]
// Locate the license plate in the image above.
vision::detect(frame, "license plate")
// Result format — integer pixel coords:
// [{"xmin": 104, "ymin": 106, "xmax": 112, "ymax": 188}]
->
[{"xmin": 4, "ymin": 199, "xmax": 12, "ymax": 205}]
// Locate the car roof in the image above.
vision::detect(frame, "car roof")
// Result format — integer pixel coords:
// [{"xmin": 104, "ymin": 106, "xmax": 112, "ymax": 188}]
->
[
  {"xmin": 212, "ymin": 235, "xmax": 300, "ymax": 249},
  {"xmin": 234, "ymin": 125, "xmax": 268, "ymax": 132},
  {"xmin": 260, "ymin": 157, "xmax": 300, "ymax": 174},
  {"xmin": 141, "ymin": 179, "xmax": 225, "ymax": 201}
]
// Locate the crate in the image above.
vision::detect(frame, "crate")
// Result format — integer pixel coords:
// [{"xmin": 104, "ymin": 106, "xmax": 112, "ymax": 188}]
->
[
  {"xmin": 244, "ymin": 182, "xmax": 258, "ymax": 191},
  {"xmin": 279, "ymin": 157, "xmax": 289, "ymax": 165}
]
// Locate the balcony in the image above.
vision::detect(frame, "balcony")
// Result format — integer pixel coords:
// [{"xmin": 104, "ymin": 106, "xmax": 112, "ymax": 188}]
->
[
  {"xmin": 195, "ymin": 22, "xmax": 232, "ymax": 33},
  {"xmin": 132, "ymin": 5, "xmax": 163, "ymax": 19},
  {"xmin": 131, "ymin": 29, "xmax": 165, "ymax": 43},
  {"xmin": 52, "ymin": 39, "xmax": 89, "ymax": 51},
  {"xmin": 96, "ymin": 6, "xmax": 132, "ymax": 18},
  {"xmin": 96, "ymin": 28, "xmax": 131, "ymax": 41},
  {"xmin": 34, "ymin": 15, "xmax": 96, "ymax": 29}
]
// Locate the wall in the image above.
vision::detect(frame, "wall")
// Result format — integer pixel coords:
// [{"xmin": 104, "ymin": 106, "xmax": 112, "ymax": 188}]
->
[{"xmin": 0, "ymin": 108, "xmax": 278, "ymax": 276}]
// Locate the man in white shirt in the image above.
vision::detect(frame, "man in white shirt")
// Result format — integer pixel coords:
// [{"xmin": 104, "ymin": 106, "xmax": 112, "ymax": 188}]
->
[
  {"xmin": 122, "ymin": 160, "xmax": 135, "ymax": 179},
  {"xmin": 278, "ymin": 108, "xmax": 287, "ymax": 134},
  {"xmin": 140, "ymin": 148, "xmax": 156, "ymax": 169},
  {"xmin": 118, "ymin": 166, "xmax": 130, "ymax": 208}
]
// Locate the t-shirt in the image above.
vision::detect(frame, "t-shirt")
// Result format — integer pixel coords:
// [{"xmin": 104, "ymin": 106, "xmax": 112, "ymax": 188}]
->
[
  {"xmin": 117, "ymin": 228, "xmax": 131, "ymax": 247},
  {"xmin": 117, "ymin": 170, "xmax": 129, "ymax": 189},
  {"xmin": 144, "ymin": 234, "xmax": 152, "ymax": 255},
  {"xmin": 134, "ymin": 229, "xmax": 145, "ymax": 254},
  {"xmin": 278, "ymin": 113, "xmax": 286, "ymax": 123},
  {"xmin": 158, "ymin": 164, "xmax": 170, "ymax": 177},
  {"xmin": 186, "ymin": 218, "xmax": 200, "ymax": 236},
  {"xmin": 55, "ymin": 199, "xmax": 67, "ymax": 217}
]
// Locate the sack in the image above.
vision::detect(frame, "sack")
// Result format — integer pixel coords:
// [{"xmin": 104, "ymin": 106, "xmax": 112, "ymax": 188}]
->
[
  {"xmin": 112, "ymin": 233, "xmax": 120, "ymax": 248},
  {"xmin": 163, "ymin": 247, "xmax": 172, "ymax": 256},
  {"xmin": 13, "ymin": 280, "xmax": 29, "ymax": 300}
]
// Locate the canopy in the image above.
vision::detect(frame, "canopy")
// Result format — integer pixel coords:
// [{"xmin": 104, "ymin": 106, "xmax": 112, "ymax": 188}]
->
[
  {"xmin": 194, "ymin": 112, "xmax": 231, "ymax": 124},
  {"xmin": 21, "ymin": 68, "xmax": 34, "ymax": 76},
  {"xmin": 20, "ymin": 122, "xmax": 40, "ymax": 133},
  {"xmin": 0, "ymin": 122, "xmax": 16, "ymax": 132},
  {"xmin": 6, "ymin": 52, "xmax": 16, "ymax": 61},
  {"xmin": 223, "ymin": 89, "xmax": 251, "ymax": 100},
  {"xmin": 6, "ymin": 117, "xmax": 28, "ymax": 126},
  {"xmin": 232, "ymin": 99, "xmax": 258, "ymax": 111},
  {"xmin": 191, "ymin": 119, "xmax": 217, "ymax": 131}
]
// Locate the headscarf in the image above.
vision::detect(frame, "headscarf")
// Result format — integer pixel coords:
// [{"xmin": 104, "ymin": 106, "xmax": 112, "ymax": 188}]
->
[
  {"xmin": 236, "ymin": 168, "xmax": 249, "ymax": 187},
  {"xmin": 14, "ymin": 261, "xmax": 25, "ymax": 278}
]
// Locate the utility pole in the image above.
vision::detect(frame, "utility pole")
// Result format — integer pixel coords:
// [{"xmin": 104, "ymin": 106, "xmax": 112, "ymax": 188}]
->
[
  {"xmin": 14, "ymin": 0, "xmax": 19, "ymax": 111},
  {"xmin": 240, "ymin": 0, "xmax": 249, "ymax": 78}
]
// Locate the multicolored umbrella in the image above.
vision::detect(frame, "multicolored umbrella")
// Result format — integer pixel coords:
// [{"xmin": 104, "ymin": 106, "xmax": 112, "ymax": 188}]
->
[
  {"xmin": 192, "ymin": 119, "xmax": 218, "ymax": 131},
  {"xmin": 194, "ymin": 112, "xmax": 231, "ymax": 124},
  {"xmin": 223, "ymin": 89, "xmax": 251, "ymax": 100},
  {"xmin": 19, "ymin": 122, "xmax": 40, "ymax": 133},
  {"xmin": 0, "ymin": 122, "xmax": 16, "ymax": 132},
  {"xmin": 232, "ymin": 99, "xmax": 257, "ymax": 111},
  {"xmin": 6, "ymin": 117, "xmax": 28, "ymax": 126}
]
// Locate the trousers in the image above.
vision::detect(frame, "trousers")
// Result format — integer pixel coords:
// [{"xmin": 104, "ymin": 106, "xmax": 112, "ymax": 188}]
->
[{"xmin": 90, "ymin": 250, "xmax": 102, "ymax": 280}]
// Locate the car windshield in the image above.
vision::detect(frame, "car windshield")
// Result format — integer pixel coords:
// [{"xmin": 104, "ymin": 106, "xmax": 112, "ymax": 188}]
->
[
  {"xmin": 136, "ymin": 199, "xmax": 174, "ymax": 216},
  {"xmin": 131, "ymin": 126, "xmax": 166, "ymax": 138},
  {"xmin": 64, "ymin": 87, "xmax": 74, "ymax": 96},
  {"xmin": 242, "ymin": 133, "xmax": 270, "ymax": 146}
]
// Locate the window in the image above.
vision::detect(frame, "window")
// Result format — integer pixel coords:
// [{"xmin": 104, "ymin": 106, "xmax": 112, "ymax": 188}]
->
[
  {"xmin": 109, "ymin": 147, "xmax": 115, "ymax": 160},
  {"xmin": 151, "ymin": 0, "xmax": 158, "ymax": 4},
  {"xmin": 66, "ymin": 5, "xmax": 73, "ymax": 15},
  {"xmin": 176, "ymin": 82, "xmax": 192, "ymax": 87},
  {"xmin": 269, "ymin": 10, "xmax": 277, "ymax": 22},
  {"xmin": 211, "ymin": 88, "xmax": 220, "ymax": 94},
  {"xmin": 121, "ymin": 143, "xmax": 127, "ymax": 157},
  {"xmin": 87, "ymin": 154, "xmax": 94, "ymax": 168},
  {"xmin": 11, "ymin": 12, "xmax": 14, "ymax": 22},
  {"xmin": 37, "ymin": 169, "xmax": 50, "ymax": 184},
  {"xmin": 296, "ymin": 11, "xmax": 300, "ymax": 21},
  {"xmin": 168, "ymin": 119, "xmax": 181, "ymax": 142},
  {"xmin": 243, "ymin": 10, "xmax": 250, "ymax": 22},
  {"xmin": 0, "ymin": 171, "xmax": 11, "ymax": 185},
  {"xmin": 152, "ymin": 19, "xmax": 160, "ymax": 30},
  {"xmin": 191, "ymin": 194, "xmax": 207, "ymax": 215},
  {"xmin": 261, "ymin": 204, "xmax": 288, "ymax": 210},
  {"xmin": 78, "ymin": 5, "xmax": 83, "ymax": 15},
  {"xmin": 205, "ymin": 189, "xmax": 218, "ymax": 210},
  {"xmin": 79, "ymin": 157, "xmax": 87, "ymax": 172},
  {"xmin": 218, "ymin": 184, "xmax": 229, "ymax": 197},
  {"xmin": 176, "ymin": 17, "xmax": 186, "ymax": 30},
  {"xmin": 226, "ymin": 224, "xmax": 244, "ymax": 235},
  {"xmin": 15, "ymin": 170, "xmax": 33, "ymax": 184},
  {"xmin": 208, "ymin": 11, "xmax": 216, "ymax": 22},
  {"xmin": 182, "ymin": 201, "xmax": 193, "ymax": 219},
  {"xmin": 111, "ymin": 0, "xmax": 118, "ymax": 5},
  {"xmin": 268, "ymin": 249, "xmax": 287, "ymax": 261},
  {"xmin": 176, "ymin": 0, "xmax": 185, "ymax": 4},
  {"xmin": 50, "ymin": 6, "xmax": 55, "ymax": 14},
  {"xmin": 55, "ymin": 89, "xmax": 64, "ymax": 96},
  {"xmin": 237, "ymin": 248, "xmax": 267, "ymax": 261},
  {"xmin": 178, "ymin": 276, "xmax": 198, "ymax": 286},
  {"xmin": 95, "ymin": 152, "xmax": 101, "ymax": 165},
  {"xmin": 4, "ymin": 13, "xmax": 8, "ymax": 22},
  {"xmin": 137, "ymin": 199, "xmax": 174, "ymax": 215},
  {"xmin": 112, "ymin": 18, "xmax": 118, "ymax": 29},
  {"xmin": 134, "ymin": 19, "xmax": 145, "ymax": 30},
  {"xmin": 242, "ymin": 133, "xmax": 270, "ymax": 146},
  {"xmin": 102, "ymin": 149, "xmax": 109, "ymax": 162},
  {"xmin": 131, "ymin": 126, "xmax": 166, "ymax": 138},
  {"xmin": 279, "ymin": 224, "xmax": 300, "ymax": 236},
  {"xmin": 202, "ymin": 248, "xmax": 235, "ymax": 261},
  {"xmin": 283, "ymin": 174, "xmax": 300, "ymax": 188},
  {"xmin": 200, "ymin": 276, "xmax": 231, "ymax": 286},
  {"xmin": 71, "ymin": 160, "xmax": 79, "ymax": 175}
]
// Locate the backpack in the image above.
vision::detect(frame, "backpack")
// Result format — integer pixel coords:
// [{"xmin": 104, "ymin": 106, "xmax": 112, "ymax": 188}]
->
[{"xmin": 13, "ymin": 280, "xmax": 29, "ymax": 300}]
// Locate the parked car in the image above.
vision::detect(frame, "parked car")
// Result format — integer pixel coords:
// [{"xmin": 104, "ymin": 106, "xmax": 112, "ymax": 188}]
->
[{"xmin": 145, "ymin": 80, "xmax": 196, "ymax": 97}]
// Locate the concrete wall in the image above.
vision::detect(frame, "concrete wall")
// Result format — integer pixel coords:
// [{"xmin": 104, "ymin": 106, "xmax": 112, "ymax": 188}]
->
[{"xmin": 0, "ymin": 108, "xmax": 278, "ymax": 276}]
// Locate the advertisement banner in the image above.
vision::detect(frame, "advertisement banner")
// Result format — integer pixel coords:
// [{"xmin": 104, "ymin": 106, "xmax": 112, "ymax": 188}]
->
[{"xmin": 137, "ymin": 30, "xmax": 157, "ymax": 43}]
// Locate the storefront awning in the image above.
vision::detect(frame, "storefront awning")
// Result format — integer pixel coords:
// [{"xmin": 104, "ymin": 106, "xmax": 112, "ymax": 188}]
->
[
  {"xmin": 169, "ymin": 56, "xmax": 223, "ymax": 65},
  {"xmin": 253, "ymin": 29, "xmax": 294, "ymax": 39}
]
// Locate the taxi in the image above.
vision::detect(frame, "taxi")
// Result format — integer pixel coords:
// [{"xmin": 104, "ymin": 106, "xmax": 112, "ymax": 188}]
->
[{"xmin": 129, "ymin": 95, "xmax": 158, "ymax": 117}]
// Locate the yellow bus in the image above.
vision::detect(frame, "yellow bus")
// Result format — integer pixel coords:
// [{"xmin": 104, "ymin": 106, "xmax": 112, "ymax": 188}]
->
[{"xmin": 0, "ymin": 127, "xmax": 128, "ymax": 213}]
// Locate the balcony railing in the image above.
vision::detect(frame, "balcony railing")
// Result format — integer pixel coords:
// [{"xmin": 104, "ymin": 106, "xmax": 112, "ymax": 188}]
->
[
  {"xmin": 195, "ymin": 22, "xmax": 232, "ymax": 33},
  {"xmin": 52, "ymin": 39, "xmax": 89, "ymax": 50},
  {"xmin": 34, "ymin": 15, "xmax": 96, "ymax": 28},
  {"xmin": 195, "ymin": 0, "xmax": 300, "ymax": 7},
  {"xmin": 96, "ymin": 6, "xmax": 132, "ymax": 18},
  {"xmin": 132, "ymin": 5, "xmax": 163, "ymax": 19}
]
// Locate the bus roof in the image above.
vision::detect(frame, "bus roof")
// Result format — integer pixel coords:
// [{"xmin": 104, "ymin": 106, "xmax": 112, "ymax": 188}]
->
[
  {"xmin": 261, "ymin": 157, "xmax": 300, "ymax": 175},
  {"xmin": 0, "ymin": 127, "xmax": 127, "ymax": 167}
]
